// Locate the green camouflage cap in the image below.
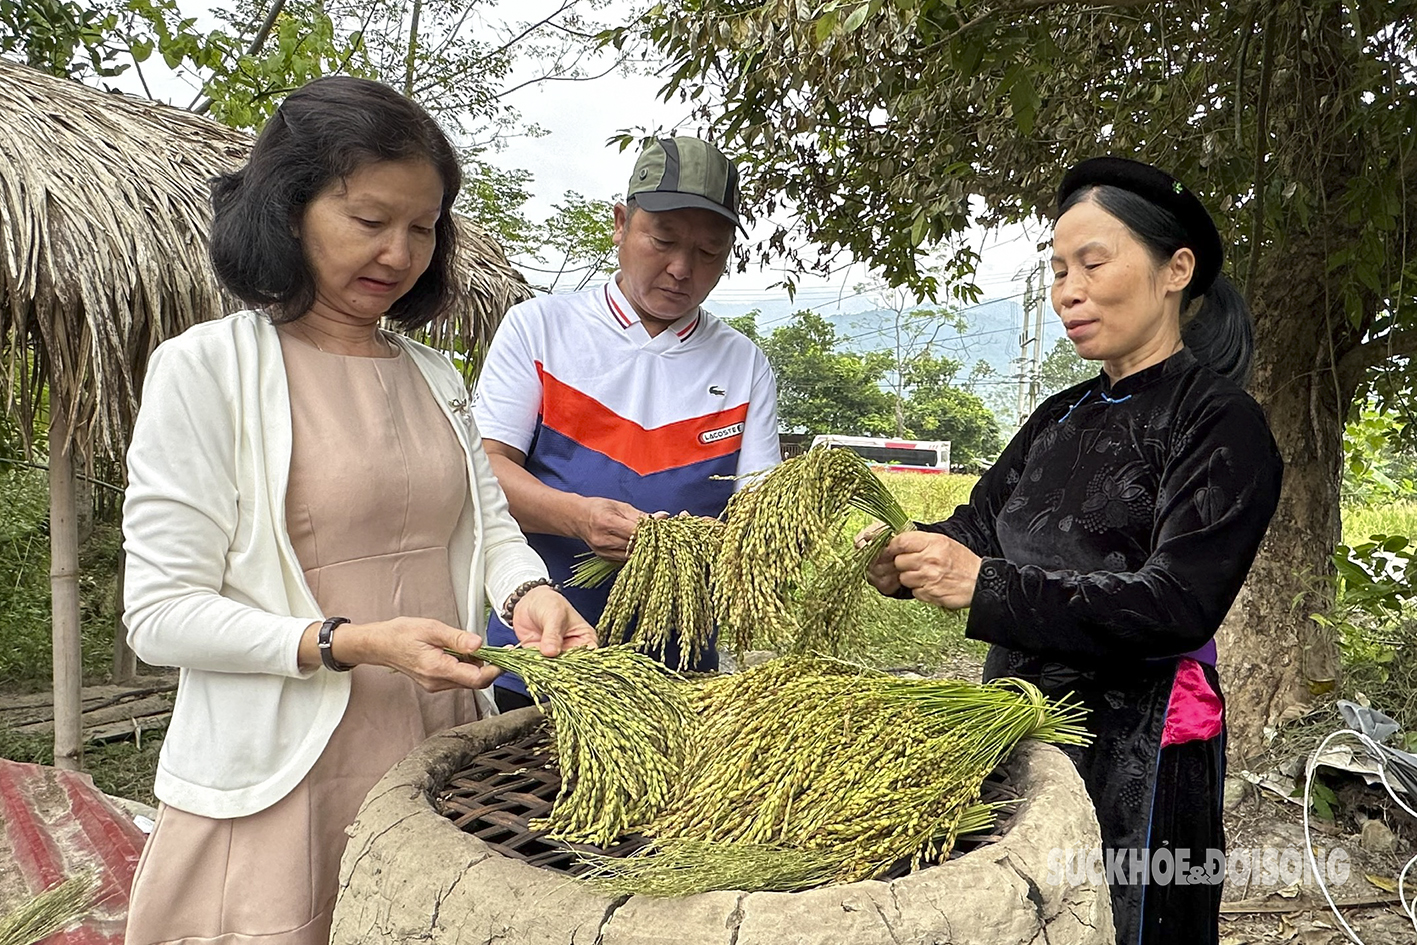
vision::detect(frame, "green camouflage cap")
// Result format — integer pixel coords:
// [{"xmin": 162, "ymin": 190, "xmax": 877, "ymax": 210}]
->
[{"xmin": 626, "ymin": 137, "xmax": 741, "ymax": 226}]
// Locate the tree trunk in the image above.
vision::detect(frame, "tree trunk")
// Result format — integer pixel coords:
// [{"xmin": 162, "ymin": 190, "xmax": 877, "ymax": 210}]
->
[
  {"xmin": 1218, "ymin": 244, "xmax": 1346, "ymax": 763},
  {"xmin": 48, "ymin": 402, "xmax": 83, "ymax": 771},
  {"xmin": 112, "ymin": 547, "xmax": 136, "ymax": 683}
]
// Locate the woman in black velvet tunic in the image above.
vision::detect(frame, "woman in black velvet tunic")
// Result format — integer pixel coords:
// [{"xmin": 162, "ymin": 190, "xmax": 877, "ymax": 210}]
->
[{"xmin": 865, "ymin": 158, "xmax": 1283, "ymax": 945}]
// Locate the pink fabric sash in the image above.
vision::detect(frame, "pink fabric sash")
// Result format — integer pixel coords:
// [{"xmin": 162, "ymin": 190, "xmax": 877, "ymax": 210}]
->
[{"xmin": 1160, "ymin": 657, "xmax": 1224, "ymax": 747}]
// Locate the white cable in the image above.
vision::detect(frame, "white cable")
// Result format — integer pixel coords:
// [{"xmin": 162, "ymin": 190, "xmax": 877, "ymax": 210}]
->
[
  {"xmin": 1399, "ymin": 849, "xmax": 1417, "ymax": 937},
  {"xmin": 1303, "ymin": 729, "xmax": 1417, "ymax": 944}
]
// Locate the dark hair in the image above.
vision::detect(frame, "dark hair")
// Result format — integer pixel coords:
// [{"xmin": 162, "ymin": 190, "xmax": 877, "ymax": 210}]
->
[
  {"xmin": 1058, "ymin": 184, "xmax": 1253, "ymax": 385},
  {"xmin": 209, "ymin": 76, "xmax": 462, "ymax": 330}
]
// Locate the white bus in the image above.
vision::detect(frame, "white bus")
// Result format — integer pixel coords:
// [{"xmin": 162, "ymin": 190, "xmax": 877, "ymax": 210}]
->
[{"xmin": 809, "ymin": 435, "xmax": 950, "ymax": 474}]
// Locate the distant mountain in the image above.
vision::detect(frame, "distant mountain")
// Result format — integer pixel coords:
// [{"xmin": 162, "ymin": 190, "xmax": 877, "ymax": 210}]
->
[{"xmin": 709, "ymin": 294, "xmax": 1068, "ymax": 426}]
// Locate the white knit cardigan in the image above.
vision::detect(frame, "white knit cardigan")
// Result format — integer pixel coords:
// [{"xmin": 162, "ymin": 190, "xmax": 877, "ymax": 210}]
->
[{"xmin": 122, "ymin": 311, "xmax": 548, "ymax": 818}]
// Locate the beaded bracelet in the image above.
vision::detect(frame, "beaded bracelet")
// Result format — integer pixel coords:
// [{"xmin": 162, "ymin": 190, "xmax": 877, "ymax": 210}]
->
[{"xmin": 500, "ymin": 578, "xmax": 558, "ymax": 626}]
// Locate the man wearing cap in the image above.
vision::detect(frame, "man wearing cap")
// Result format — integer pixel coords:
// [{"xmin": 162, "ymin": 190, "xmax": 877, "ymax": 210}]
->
[{"xmin": 473, "ymin": 137, "xmax": 781, "ymax": 709}]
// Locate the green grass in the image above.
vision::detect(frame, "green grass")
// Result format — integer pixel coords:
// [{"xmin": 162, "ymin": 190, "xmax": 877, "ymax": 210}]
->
[
  {"xmin": 1333, "ymin": 499, "xmax": 1417, "ymax": 735},
  {"xmin": 876, "ymin": 470, "xmax": 978, "ymax": 523},
  {"xmin": 0, "ymin": 466, "xmax": 126, "ymax": 692},
  {"xmin": 1342, "ymin": 500, "xmax": 1417, "ymax": 545},
  {"xmin": 0, "ymin": 724, "xmax": 164, "ymax": 807},
  {"xmin": 847, "ymin": 471, "xmax": 985, "ymax": 674}
]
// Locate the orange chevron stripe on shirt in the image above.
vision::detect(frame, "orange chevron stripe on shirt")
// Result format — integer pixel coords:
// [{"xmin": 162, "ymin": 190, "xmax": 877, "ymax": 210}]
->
[{"xmin": 537, "ymin": 364, "xmax": 747, "ymax": 476}]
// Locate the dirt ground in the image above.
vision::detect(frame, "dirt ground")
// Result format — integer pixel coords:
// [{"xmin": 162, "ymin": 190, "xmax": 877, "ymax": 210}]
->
[{"xmin": 1220, "ymin": 773, "xmax": 1416, "ymax": 944}]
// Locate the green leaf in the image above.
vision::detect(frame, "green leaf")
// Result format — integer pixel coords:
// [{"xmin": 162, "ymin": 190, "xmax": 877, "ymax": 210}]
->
[
  {"xmin": 909, "ymin": 212, "xmax": 928, "ymax": 247},
  {"xmin": 815, "ymin": 9, "xmax": 840, "ymax": 42},
  {"xmin": 843, "ymin": 4, "xmax": 870, "ymax": 32},
  {"xmin": 1009, "ymin": 74, "xmax": 1038, "ymax": 135}
]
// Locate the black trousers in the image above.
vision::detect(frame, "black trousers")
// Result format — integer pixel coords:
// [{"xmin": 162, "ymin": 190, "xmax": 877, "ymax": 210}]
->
[{"xmin": 1136, "ymin": 733, "xmax": 1226, "ymax": 945}]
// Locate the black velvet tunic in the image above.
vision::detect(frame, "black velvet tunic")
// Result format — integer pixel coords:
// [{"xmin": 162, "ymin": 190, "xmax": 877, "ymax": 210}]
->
[{"xmin": 923, "ymin": 348, "xmax": 1282, "ymax": 942}]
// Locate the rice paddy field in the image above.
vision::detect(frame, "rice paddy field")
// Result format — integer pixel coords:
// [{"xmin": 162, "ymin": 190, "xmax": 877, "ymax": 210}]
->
[
  {"xmin": 851, "ymin": 471, "xmax": 982, "ymax": 673},
  {"xmin": 1343, "ymin": 502, "xmax": 1417, "ymax": 546}
]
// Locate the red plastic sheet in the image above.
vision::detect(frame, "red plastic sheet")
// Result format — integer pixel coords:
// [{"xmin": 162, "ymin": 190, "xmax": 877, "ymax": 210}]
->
[{"xmin": 0, "ymin": 759, "xmax": 146, "ymax": 944}]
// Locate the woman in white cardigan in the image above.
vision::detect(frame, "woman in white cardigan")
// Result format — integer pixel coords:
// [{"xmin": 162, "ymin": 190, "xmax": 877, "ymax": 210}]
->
[{"xmin": 121, "ymin": 76, "xmax": 593, "ymax": 944}]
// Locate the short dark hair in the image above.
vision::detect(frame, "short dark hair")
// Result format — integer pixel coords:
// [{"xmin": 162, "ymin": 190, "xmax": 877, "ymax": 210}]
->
[
  {"xmin": 209, "ymin": 76, "xmax": 463, "ymax": 330},
  {"xmin": 1059, "ymin": 184, "xmax": 1253, "ymax": 384}
]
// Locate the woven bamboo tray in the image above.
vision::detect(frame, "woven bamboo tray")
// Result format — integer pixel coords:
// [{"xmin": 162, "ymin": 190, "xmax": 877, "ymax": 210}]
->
[{"xmin": 435, "ymin": 722, "xmax": 1018, "ymax": 881}]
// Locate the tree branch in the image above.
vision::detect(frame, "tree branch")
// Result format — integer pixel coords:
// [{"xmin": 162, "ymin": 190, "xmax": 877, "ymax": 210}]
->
[
  {"xmin": 191, "ymin": 0, "xmax": 287, "ymax": 115},
  {"xmin": 129, "ymin": 48, "xmax": 153, "ymax": 99},
  {"xmin": 1004, "ymin": 0, "xmax": 1157, "ymax": 9},
  {"xmin": 404, "ymin": 0, "xmax": 422, "ymax": 97},
  {"xmin": 479, "ymin": 0, "xmax": 576, "ymax": 67},
  {"xmin": 426, "ymin": 4, "xmax": 478, "ymax": 62},
  {"xmin": 493, "ymin": 58, "xmax": 620, "ymax": 99},
  {"xmin": 245, "ymin": 0, "xmax": 286, "ymax": 59}
]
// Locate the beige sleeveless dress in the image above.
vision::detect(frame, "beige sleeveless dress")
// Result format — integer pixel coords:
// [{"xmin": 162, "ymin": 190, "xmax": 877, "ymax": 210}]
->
[{"xmin": 125, "ymin": 332, "xmax": 481, "ymax": 945}]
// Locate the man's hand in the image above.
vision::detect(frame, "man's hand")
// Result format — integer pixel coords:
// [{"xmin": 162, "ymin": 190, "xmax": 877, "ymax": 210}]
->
[
  {"xmin": 578, "ymin": 497, "xmax": 648, "ymax": 561},
  {"xmin": 885, "ymin": 531, "xmax": 983, "ymax": 611},
  {"xmin": 483, "ymin": 439, "xmax": 658, "ymax": 559}
]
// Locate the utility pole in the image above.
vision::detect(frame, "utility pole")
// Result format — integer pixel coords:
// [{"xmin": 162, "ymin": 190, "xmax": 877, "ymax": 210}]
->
[
  {"xmin": 1015, "ymin": 267, "xmax": 1034, "ymax": 432},
  {"xmin": 1026, "ymin": 259, "xmax": 1046, "ymax": 416},
  {"xmin": 1016, "ymin": 259, "xmax": 1049, "ymax": 429}
]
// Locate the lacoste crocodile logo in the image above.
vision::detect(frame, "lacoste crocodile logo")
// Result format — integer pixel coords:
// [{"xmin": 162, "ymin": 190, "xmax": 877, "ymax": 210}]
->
[{"xmin": 708, "ymin": 385, "xmax": 726, "ymax": 396}]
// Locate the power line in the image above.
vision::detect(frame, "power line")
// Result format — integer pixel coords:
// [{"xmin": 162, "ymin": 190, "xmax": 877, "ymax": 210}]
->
[{"xmin": 737, "ymin": 287, "xmax": 1042, "ymax": 341}]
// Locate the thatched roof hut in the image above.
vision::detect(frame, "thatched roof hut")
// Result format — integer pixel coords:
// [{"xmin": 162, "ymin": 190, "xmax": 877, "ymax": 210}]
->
[{"xmin": 0, "ymin": 56, "xmax": 533, "ymax": 461}]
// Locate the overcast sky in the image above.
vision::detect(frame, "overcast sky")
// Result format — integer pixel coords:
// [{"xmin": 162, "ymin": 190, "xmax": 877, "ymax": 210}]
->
[{"xmin": 490, "ymin": 60, "xmax": 1046, "ymax": 306}]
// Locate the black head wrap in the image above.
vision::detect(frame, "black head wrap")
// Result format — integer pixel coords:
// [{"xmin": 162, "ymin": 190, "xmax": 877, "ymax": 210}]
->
[{"xmin": 1057, "ymin": 157, "xmax": 1223, "ymax": 295}]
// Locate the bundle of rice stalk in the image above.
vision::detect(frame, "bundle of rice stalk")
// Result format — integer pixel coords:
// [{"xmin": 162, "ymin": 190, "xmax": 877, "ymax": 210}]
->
[
  {"xmin": 0, "ymin": 872, "xmax": 100, "ymax": 945},
  {"xmin": 585, "ymin": 655, "xmax": 1088, "ymax": 895},
  {"xmin": 578, "ymin": 840, "xmax": 852, "ymax": 897},
  {"xmin": 471, "ymin": 644, "xmax": 693, "ymax": 846},
  {"xmin": 580, "ymin": 801, "xmax": 1004, "ymax": 897},
  {"xmin": 568, "ymin": 515, "xmax": 722, "ymax": 669},
  {"xmin": 786, "ymin": 534, "xmax": 892, "ymax": 655},
  {"xmin": 714, "ymin": 447, "xmax": 910, "ymax": 657}
]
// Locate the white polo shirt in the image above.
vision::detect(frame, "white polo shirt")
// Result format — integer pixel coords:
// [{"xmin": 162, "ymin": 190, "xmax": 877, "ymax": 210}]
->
[{"xmin": 472, "ymin": 274, "xmax": 780, "ymax": 682}]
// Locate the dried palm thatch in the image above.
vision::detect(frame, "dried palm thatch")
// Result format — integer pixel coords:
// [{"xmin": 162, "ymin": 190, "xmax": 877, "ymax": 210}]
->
[{"xmin": 0, "ymin": 56, "xmax": 531, "ymax": 461}]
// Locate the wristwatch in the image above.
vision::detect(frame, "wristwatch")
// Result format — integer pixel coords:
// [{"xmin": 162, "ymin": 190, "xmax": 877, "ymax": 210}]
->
[{"xmin": 318, "ymin": 616, "xmax": 354, "ymax": 672}]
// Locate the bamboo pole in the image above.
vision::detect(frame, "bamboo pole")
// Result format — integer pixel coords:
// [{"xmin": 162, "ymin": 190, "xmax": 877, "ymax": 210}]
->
[
  {"xmin": 48, "ymin": 402, "xmax": 83, "ymax": 771},
  {"xmin": 112, "ymin": 548, "xmax": 136, "ymax": 682}
]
